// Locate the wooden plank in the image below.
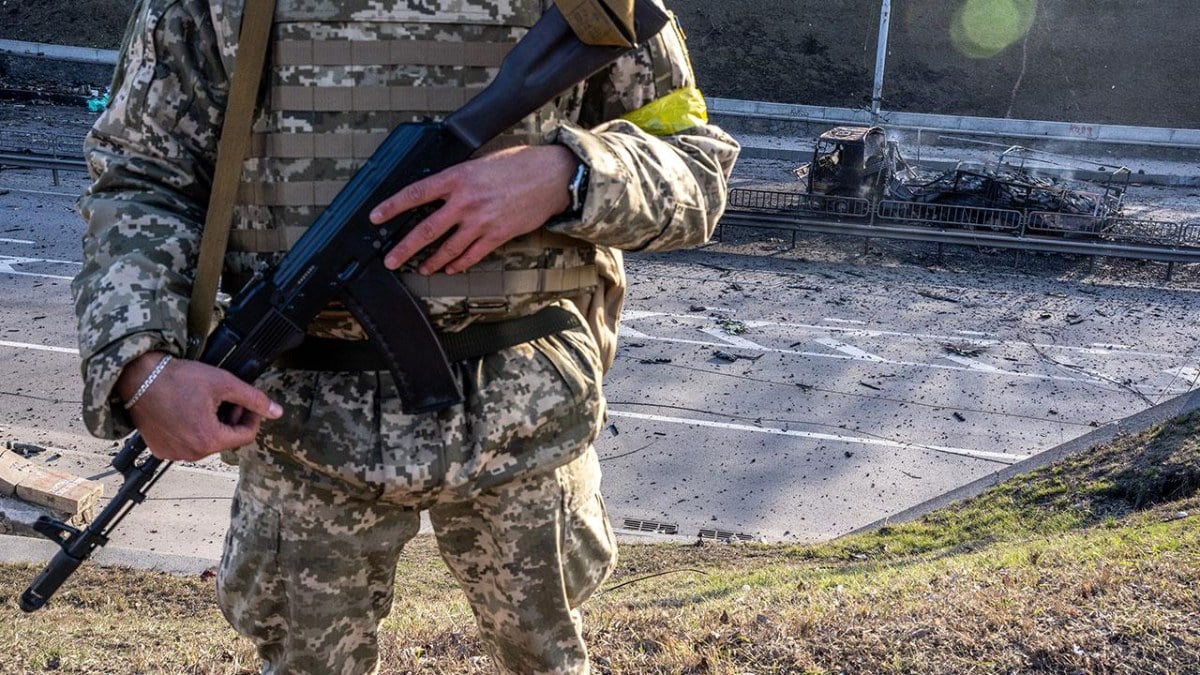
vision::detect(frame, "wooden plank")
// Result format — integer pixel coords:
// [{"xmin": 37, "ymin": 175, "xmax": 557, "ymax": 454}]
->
[
  {"xmin": 0, "ymin": 449, "xmax": 103, "ymax": 520},
  {"xmin": 0, "ymin": 449, "xmax": 32, "ymax": 497}
]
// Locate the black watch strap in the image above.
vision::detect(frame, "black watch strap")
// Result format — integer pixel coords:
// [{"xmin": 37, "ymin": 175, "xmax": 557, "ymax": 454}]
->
[{"xmin": 566, "ymin": 161, "xmax": 590, "ymax": 216}]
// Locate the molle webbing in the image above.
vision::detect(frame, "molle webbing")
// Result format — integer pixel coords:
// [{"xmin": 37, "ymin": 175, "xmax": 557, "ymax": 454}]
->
[
  {"xmin": 227, "ymin": 229, "xmax": 599, "ymax": 301},
  {"xmin": 274, "ymin": 39, "xmax": 514, "ymax": 67},
  {"xmin": 270, "ymin": 84, "xmax": 488, "ymax": 114},
  {"xmin": 276, "ymin": 305, "xmax": 583, "ymax": 370},
  {"xmin": 225, "ymin": 7, "xmax": 594, "ymax": 322},
  {"xmin": 229, "ymin": 228, "xmax": 588, "ymax": 255},
  {"xmin": 227, "ymin": 225, "xmax": 310, "ymax": 252},
  {"xmin": 399, "ymin": 265, "xmax": 598, "ymax": 308}
]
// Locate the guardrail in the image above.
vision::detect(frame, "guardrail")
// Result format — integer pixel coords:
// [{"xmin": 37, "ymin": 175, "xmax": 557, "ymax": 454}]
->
[
  {"xmin": 0, "ymin": 129, "xmax": 81, "ymax": 157},
  {"xmin": 0, "ymin": 39, "xmax": 119, "ymax": 66},
  {"xmin": 709, "ymin": 98, "xmax": 1200, "ymax": 150},
  {"xmin": 0, "ymin": 150, "xmax": 86, "ymax": 186},
  {"xmin": 721, "ymin": 188, "xmax": 1200, "ymax": 275}
]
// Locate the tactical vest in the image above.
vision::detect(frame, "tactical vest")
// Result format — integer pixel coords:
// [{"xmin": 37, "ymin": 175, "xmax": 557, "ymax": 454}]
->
[{"xmin": 222, "ymin": 0, "xmax": 599, "ymax": 337}]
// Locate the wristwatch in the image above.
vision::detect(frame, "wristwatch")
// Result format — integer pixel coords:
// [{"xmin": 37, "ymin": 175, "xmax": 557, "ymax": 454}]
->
[{"xmin": 565, "ymin": 160, "xmax": 590, "ymax": 217}]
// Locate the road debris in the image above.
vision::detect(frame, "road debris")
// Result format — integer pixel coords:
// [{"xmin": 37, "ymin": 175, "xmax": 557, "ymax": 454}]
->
[
  {"xmin": 917, "ymin": 290, "xmax": 960, "ymax": 303},
  {"xmin": 5, "ymin": 441, "xmax": 47, "ymax": 458},
  {"xmin": 942, "ymin": 342, "xmax": 989, "ymax": 357},
  {"xmin": 715, "ymin": 317, "xmax": 748, "ymax": 334},
  {"xmin": 712, "ymin": 350, "xmax": 764, "ymax": 363}
]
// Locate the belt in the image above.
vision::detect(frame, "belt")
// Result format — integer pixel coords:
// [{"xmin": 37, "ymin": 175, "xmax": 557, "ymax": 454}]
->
[{"xmin": 275, "ymin": 305, "xmax": 582, "ymax": 372}]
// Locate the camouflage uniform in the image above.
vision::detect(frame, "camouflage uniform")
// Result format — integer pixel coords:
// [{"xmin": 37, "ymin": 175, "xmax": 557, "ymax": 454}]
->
[{"xmin": 73, "ymin": 0, "xmax": 738, "ymax": 672}]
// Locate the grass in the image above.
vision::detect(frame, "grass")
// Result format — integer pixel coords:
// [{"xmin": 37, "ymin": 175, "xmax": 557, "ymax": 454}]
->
[{"xmin": 3, "ymin": 412, "xmax": 1200, "ymax": 674}]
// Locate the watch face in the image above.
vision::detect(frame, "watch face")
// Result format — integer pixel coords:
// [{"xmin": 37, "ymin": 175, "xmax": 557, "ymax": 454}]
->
[{"xmin": 570, "ymin": 162, "xmax": 589, "ymax": 212}]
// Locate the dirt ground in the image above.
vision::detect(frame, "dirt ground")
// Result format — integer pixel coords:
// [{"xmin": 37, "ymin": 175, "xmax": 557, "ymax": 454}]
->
[{"xmin": 2, "ymin": 0, "xmax": 1198, "ymax": 128}]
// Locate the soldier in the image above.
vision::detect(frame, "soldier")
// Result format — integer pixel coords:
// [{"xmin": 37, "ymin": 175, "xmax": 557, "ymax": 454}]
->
[{"xmin": 73, "ymin": 0, "xmax": 738, "ymax": 672}]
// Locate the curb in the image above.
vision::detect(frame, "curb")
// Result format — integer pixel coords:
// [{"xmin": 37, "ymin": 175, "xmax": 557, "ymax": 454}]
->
[
  {"xmin": 0, "ymin": 533, "xmax": 218, "ymax": 576},
  {"xmin": 848, "ymin": 388, "xmax": 1200, "ymax": 537}
]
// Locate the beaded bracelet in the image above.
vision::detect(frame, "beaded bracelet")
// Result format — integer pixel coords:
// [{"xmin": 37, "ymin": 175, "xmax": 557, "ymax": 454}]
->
[{"xmin": 123, "ymin": 354, "xmax": 173, "ymax": 410}]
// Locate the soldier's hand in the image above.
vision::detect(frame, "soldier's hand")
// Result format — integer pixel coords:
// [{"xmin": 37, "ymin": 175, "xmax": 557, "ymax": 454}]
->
[
  {"xmin": 371, "ymin": 144, "xmax": 575, "ymax": 274},
  {"xmin": 116, "ymin": 352, "xmax": 283, "ymax": 461}
]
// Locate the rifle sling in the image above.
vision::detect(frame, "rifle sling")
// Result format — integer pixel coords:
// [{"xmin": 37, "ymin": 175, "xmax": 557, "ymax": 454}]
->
[
  {"xmin": 187, "ymin": 1, "xmax": 276, "ymax": 356},
  {"xmin": 275, "ymin": 306, "xmax": 581, "ymax": 372}
]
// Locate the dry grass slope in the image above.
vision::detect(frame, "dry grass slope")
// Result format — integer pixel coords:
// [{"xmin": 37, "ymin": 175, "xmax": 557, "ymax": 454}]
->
[{"xmin": 4, "ymin": 411, "xmax": 1199, "ymax": 673}]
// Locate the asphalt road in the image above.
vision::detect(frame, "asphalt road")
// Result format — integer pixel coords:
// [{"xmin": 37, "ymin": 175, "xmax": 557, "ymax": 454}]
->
[{"xmin": 2, "ymin": 152, "xmax": 1200, "ymax": 570}]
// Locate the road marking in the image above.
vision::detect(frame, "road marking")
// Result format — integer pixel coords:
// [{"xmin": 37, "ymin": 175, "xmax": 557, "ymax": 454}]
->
[
  {"xmin": 698, "ymin": 328, "xmax": 768, "ymax": 350},
  {"xmin": 0, "ymin": 254, "xmax": 80, "ymax": 280},
  {"xmin": 941, "ymin": 354, "xmax": 1007, "ymax": 372},
  {"xmin": 0, "ymin": 238, "xmax": 35, "ymax": 245},
  {"xmin": 0, "ymin": 340, "xmax": 76, "ymax": 355},
  {"xmin": 1088, "ymin": 343, "xmax": 1134, "ymax": 352},
  {"xmin": 623, "ymin": 310, "xmax": 1179, "ymax": 359},
  {"xmin": 1, "ymin": 188, "xmax": 81, "ymax": 198},
  {"xmin": 619, "ymin": 324, "xmax": 1111, "ymax": 387},
  {"xmin": 812, "ymin": 337, "xmax": 886, "ymax": 362},
  {"xmin": 1164, "ymin": 366, "xmax": 1200, "ymax": 383},
  {"xmin": 608, "ymin": 410, "xmax": 1029, "ymax": 464},
  {"xmin": 0, "ymin": 270, "xmax": 75, "ymax": 280}
]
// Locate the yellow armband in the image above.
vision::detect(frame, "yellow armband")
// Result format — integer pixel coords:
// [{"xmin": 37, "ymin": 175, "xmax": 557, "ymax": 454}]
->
[{"xmin": 621, "ymin": 86, "xmax": 709, "ymax": 136}]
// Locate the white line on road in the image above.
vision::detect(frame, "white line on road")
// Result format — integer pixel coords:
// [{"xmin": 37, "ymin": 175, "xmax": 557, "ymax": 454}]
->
[
  {"xmin": 623, "ymin": 311, "xmax": 1179, "ymax": 359},
  {"xmin": 1164, "ymin": 366, "xmax": 1200, "ymax": 383},
  {"xmin": 619, "ymin": 325, "xmax": 1109, "ymax": 387},
  {"xmin": 698, "ymin": 328, "xmax": 768, "ymax": 350},
  {"xmin": 812, "ymin": 337, "xmax": 886, "ymax": 362},
  {"xmin": 941, "ymin": 354, "xmax": 1007, "ymax": 373},
  {"xmin": 0, "ymin": 340, "xmax": 76, "ymax": 354},
  {"xmin": 0, "ymin": 238, "xmax": 35, "ymax": 245},
  {"xmin": 0, "ymin": 254, "xmax": 80, "ymax": 280},
  {"xmin": 608, "ymin": 410, "xmax": 1029, "ymax": 464},
  {"xmin": 0, "ymin": 270, "xmax": 75, "ymax": 280},
  {"xmin": 0, "ymin": 188, "xmax": 81, "ymax": 197}
]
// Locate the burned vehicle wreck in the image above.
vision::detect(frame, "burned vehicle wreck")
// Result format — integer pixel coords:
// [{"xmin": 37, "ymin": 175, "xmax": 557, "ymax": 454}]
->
[{"xmin": 792, "ymin": 126, "xmax": 1130, "ymax": 235}]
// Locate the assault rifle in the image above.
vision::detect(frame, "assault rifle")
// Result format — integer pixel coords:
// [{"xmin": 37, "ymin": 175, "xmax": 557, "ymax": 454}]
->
[{"xmin": 19, "ymin": 0, "xmax": 669, "ymax": 612}]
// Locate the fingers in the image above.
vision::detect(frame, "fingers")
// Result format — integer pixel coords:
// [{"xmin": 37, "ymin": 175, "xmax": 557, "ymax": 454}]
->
[
  {"xmin": 372, "ymin": 144, "xmax": 574, "ymax": 275},
  {"xmin": 415, "ymin": 225, "xmax": 505, "ymax": 275},
  {"xmin": 369, "ymin": 172, "xmax": 447, "ymax": 225},
  {"xmin": 218, "ymin": 372, "xmax": 283, "ymax": 421},
  {"xmin": 372, "ymin": 170, "xmax": 462, "ymax": 270},
  {"xmin": 382, "ymin": 201, "xmax": 462, "ymax": 270},
  {"xmin": 130, "ymin": 359, "xmax": 282, "ymax": 462}
]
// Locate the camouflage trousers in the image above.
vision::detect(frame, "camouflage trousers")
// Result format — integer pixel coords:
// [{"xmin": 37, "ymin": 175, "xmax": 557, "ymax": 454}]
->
[{"xmin": 215, "ymin": 320, "xmax": 618, "ymax": 674}]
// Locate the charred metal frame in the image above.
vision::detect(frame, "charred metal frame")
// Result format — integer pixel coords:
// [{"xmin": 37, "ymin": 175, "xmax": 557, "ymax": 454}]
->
[{"xmin": 721, "ymin": 187, "xmax": 1200, "ymax": 278}]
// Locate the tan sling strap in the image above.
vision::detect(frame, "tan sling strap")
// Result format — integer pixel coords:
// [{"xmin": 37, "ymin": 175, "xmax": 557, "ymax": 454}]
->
[
  {"xmin": 186, "ymin": 0, "xmax": 276, "ymax": 356},
  {"xmin": 554, "ymin": 0, "xmax": 636, "ymax": 47}
]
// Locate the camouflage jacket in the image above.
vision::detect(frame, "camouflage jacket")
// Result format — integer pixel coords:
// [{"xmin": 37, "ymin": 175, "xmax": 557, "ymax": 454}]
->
[{"xmin": 73, "ymin": 0, "xmax": 740, "ymax": 439}]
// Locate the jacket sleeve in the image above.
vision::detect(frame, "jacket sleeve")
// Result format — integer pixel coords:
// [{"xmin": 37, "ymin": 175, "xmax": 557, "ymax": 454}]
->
[
  {"xmin": 549, "ymin": 8, "xmax": 740, "ymax": 252},
  {"xmin": 71, "ymin": 0, "xmax": 227, "ymax": 438}
]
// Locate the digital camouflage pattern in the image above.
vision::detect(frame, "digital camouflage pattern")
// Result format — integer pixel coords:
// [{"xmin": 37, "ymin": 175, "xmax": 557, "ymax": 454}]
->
[
  {"xmin": 73, "ymin": 0, "xmax": 738, "ymax": 671},
  {"xmin": 248, "ymin": 320, "xmax": 605, "ymax": 505},
  {"xmin": 219, "ymin": 335, "xmax": 613, "ymax": 674},
  {"xmin": 219, "ymin": 449, "xmax": 616, "ymax": 674}
]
